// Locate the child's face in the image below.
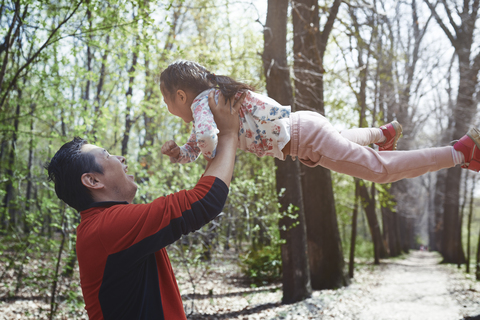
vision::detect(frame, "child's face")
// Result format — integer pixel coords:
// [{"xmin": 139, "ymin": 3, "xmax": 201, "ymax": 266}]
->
[{"xmin": 161, "ymin": 84, "xmax": 194, "ymax": 123}]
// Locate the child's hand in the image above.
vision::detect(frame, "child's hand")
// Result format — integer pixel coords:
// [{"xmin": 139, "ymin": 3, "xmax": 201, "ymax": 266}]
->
[{"xmin": 161, "ymin": 140, "xmax": 180, "ymax": 160}]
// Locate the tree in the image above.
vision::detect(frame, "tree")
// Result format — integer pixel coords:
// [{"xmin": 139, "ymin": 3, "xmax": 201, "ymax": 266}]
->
[
  {"xmin": 263, "ymin": 0, "xmax": 312, "ymax": 303},
  {"xmin": 291, "ymin": 0, "xmax": 348, "ymax": 289},
  {"xmin": 342, "ymin": 2, "xmax": 389, "ymax": 264},
  {"xmin": 425, "ymin": 0, "xmax": 480, "ymax": 263}
]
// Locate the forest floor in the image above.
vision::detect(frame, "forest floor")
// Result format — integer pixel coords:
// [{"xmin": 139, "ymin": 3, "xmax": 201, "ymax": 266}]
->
[
  {"xmin": 1, "ymin": 250, "xmax": 480, "ymax": 319},
  {"xmin": 182, "ymin": 250, "xmax": 480, "ymax": 320}
]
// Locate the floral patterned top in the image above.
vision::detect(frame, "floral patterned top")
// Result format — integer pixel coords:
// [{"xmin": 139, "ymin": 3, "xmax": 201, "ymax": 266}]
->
[{"xmin": 172, "ymin": 89, "xmax": 291, "ymax": 164}]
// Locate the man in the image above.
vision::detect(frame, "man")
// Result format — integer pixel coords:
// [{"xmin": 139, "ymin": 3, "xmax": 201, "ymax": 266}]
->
[{"xmin": 46, "ymin": 92, "xmax": 244, "ymax": 320}]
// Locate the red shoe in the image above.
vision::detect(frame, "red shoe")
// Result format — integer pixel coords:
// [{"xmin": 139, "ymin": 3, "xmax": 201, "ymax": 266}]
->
[
  {"xmin": 376, "ymin": 121, "xmax": 403, "ymax": 151},
  {"xmin": 454, "ymin": 128, "xmax": 480, "ymax": 172}
]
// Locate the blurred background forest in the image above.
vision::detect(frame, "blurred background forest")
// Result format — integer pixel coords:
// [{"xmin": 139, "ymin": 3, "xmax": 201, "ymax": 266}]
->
[{"xmin": 0, "ymin": 0, "xmax": 479, "ymax": 318}]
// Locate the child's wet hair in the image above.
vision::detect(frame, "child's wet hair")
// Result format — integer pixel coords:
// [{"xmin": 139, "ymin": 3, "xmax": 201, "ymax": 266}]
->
[{"xmin": 160, "ymin": 60, "xmax": 254, "ymax": 101}]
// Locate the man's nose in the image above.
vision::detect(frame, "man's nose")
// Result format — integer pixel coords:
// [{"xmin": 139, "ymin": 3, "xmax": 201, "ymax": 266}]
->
[{"xmin": 116, "ymin": 156, "xmax": 126, "ymax": 164}]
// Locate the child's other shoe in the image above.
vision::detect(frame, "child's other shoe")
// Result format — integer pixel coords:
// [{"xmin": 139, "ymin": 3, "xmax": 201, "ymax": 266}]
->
[
  {"xmin": 454, "ymin": 128, "xmax": 480, "ymax": 172},
  {"xmin": 376, "ymin": 121, "xmax": 403, "ymax": 151}
]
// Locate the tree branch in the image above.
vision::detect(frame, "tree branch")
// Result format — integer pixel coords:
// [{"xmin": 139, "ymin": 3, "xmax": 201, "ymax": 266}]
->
[
  {"xmin": 423, "ymin": 0, "xmax": 457, "ymax": 48},
  {"xmin": 0, "ymin": 0, "xmax": 20, "ymax": 89},
  {"xmin": 318, "ymin": 0, "xmax": 342, "ymax": 56},
  {"xmin": 0, "ymin": 0, "xmax": 84, "ymax": 111}
]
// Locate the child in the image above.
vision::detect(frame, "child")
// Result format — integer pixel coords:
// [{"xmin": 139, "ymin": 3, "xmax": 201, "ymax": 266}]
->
[{"xmin": 159, "ymin": 60, "xmax": 480, "ymax": 184}]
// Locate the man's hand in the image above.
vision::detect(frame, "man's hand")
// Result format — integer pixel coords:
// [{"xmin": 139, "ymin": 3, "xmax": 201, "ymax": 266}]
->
[
  {"xmin": 208, "ymin": 91, "xmax": 246, "ymax": 136},
  {"xmin": 161, "ymin": 140, "xmax": 180, "ymax": 161}
]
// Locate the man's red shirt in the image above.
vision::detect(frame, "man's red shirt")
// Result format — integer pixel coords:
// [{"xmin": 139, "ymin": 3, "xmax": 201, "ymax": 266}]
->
[{"xmin": 76, "ymin": 176, "xmax": 228, "ymax": 320}]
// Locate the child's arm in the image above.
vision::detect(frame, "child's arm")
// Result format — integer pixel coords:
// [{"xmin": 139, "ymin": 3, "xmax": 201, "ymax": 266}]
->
[
  {"xmin": 161, "ymin": 132, "xmax": 201, "ymax": 164},
  {"xmin": 192, "ymin": 94, "xmax": 220, "ymax": 160}
]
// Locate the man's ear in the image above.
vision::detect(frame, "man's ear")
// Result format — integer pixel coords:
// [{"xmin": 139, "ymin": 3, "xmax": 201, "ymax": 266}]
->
[
  {"xmin": 176, "ymin": 89, "xmax": 188, "ymax": 104},
  {"xmin": 81, "ymin": 172, "xmax": 104, "ymax": 190}
]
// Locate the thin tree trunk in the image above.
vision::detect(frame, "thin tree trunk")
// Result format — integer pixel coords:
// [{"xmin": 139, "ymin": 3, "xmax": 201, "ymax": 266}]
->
[
  {"xmin": 466, "ymin": 176, "xmax": 476, "ymax": 273},
  {"xmin": 121, "ymin": 32, "xmax": 138, "ymax": 156},
  {"xmin": 24, "ymin": 103, "xmax": 35, "ymax": 233},
  {"xmin": 348, "ymin": 180, "xmax": 359, "ymax": 278},
  {"xmin": 49, "ymin": 205, "xmax": 67, "ymax": 320},
  {"xmin": 476, "ymin": 221, "xmax": 480, "ymax": 280},
  {"xmin": 92, "ymin": 33, "xmax": 110, "ymax": 139},
  {"xmin": 430, "ymin": 54, "xmax": 456, "ymax": 253},
  {"xmin": 458, "ymin": 170, "xmax": 469, "ymax": 268},
  {"xmin": 83, "ymin": 2, "xmax": 92, "ymax": 115},
  {"xmin": 2, "ymin": 88, "xmax": 21, "ymax": 230}
]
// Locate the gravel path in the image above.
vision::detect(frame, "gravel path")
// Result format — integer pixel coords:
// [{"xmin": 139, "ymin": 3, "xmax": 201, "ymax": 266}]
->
[{"xmin": 187, "ymin": 251, "xmax": 480, "ymax": 319}]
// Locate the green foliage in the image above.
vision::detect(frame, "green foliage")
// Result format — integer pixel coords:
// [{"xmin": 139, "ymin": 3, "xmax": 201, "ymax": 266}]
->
[
  {"xmin": 353, "ymin": 237, "xmax": 375, "ymax": 260},
  {"xmin": 240, "ymin": 242, "xmax": 282, "ymax": 286}
]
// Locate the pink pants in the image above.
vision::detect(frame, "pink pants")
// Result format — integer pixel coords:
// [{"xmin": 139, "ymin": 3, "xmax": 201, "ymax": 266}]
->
[{"xmin": 289, "ymin": 111, "xmax": 454, "ymax": 184}]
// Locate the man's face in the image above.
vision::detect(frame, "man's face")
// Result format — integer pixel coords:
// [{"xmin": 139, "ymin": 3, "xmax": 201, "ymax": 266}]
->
[{"xmin": 81, "ymin": 144, "xmax": 138, "ymax": 203}]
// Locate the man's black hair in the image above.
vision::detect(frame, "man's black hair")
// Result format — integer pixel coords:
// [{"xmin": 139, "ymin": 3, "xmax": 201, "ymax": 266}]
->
[{"xmin": 46, "ymin": 137, "xmax": 104, "ymax": 211}]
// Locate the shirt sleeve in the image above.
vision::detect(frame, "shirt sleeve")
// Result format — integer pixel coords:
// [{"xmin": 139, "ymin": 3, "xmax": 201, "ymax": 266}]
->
[
  {"xmin": 191, "ymin": 93, "xmax": 219, "ymax": 160},
  {"xmin": 97, "ymin": 176, "xmax": 229, "ymax": 256},
  {"xmin": 173, "ymin": 130, "xmax": 201, "ymax": 164}
]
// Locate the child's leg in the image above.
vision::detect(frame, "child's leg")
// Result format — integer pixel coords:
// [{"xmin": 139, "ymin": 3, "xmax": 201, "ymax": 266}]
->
[
  {"xmin": 289, "ymin": 111, "xmax": 455, "ymax": 184},
  {"xmin": 340, "ymin": 128, "xmax": 383, "ymax": 146},
  {"xmin": 340, "ymin": 121, "xmax": 402, "ymax": 151}
]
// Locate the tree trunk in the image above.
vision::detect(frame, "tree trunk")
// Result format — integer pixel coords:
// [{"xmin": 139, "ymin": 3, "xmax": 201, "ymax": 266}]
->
[
  {"xmin": 277, "ymin": 158, "xmax": 312, "ymax": 303},
  {"xmin": 441, "ymin": 60, "xmax": 475, "ymax": 262},
  {"xmin": 2, "ymin": 89, "xmax": 21, "ymax": 230},
  {"xmin": 424, "ymin": 0, "xmax": 479, "ymax": 264},
  {"xmin": 476, "ymin": 220, "xmax": 480, "ymax": 280},
  {"xmin": 263, "ymin": 0, "xmax": 311, "ymax": 303},
  {"xmin": 382, "ymin": 207, "xmax": 401, "ymax": 257},
  {"xmin": 359, "ymin": 182, "xmax": 389, "ymax": 263},
  {"xmin": 121, "ymin": 38, "xmax": 138, "ymax": 156},
  {"xmin": 84, "ymin": 4, "xmax": 92, "ymax": 114},
  {"xmin": 24, "ymin": 103, "xmax": 35, "ymax": 233},
  {"xmin": 92, "ymin": 34, "xmax": 110, "ymax": 139},
  {"xmin": 348, "ymin": 180, "xmax": 359, "ymax": 278},
  {"xmin": 430, "ymin": 54, "xmax": 456, "ymax": 253},
  {"xmin": 387, "ymin": 0, "xmax": 433, "ymax": 257},
  {"xmin": 466, "ymin": 176, "xmax": 476, "ymax": 273},
  {"xmin": 292, "ymin": 0, "xmax": 347, "ymax": 290}
]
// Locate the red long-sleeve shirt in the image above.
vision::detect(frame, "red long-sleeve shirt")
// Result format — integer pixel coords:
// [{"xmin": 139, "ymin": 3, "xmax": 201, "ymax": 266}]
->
[{"xmin": 76, "ymin": 176, "xmax": 228, "ymax": 320}]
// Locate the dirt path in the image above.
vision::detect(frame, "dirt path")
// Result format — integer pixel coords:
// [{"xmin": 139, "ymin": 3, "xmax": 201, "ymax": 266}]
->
[
  {"xmin": 187, "ymin": 251, "xmax": 480, "ymax": 319},
  {"xmin": 319, "ymin": 251, "xmax": 480, "ymax": 320}
]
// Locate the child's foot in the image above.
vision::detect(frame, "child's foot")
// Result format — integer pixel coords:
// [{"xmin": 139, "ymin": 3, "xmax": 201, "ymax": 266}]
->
[
  {"xmin": 453, "ymin": 128, "xmax": 480, "ymax": 172},
  {"xmin": 376, "ymin": 121, "xmax": 403, "ymax": 151}
]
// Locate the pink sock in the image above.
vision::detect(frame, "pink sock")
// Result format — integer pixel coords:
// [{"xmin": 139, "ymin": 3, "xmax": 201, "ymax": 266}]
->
[{"xmin": 452, "ymin": 147, "xmax": 465, "ymax": 166}]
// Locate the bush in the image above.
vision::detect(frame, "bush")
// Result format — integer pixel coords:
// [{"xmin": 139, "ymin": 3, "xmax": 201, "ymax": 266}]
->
[{"xmin": 240, "ymin": 245, "xmax": 282, "ymax": 286}]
